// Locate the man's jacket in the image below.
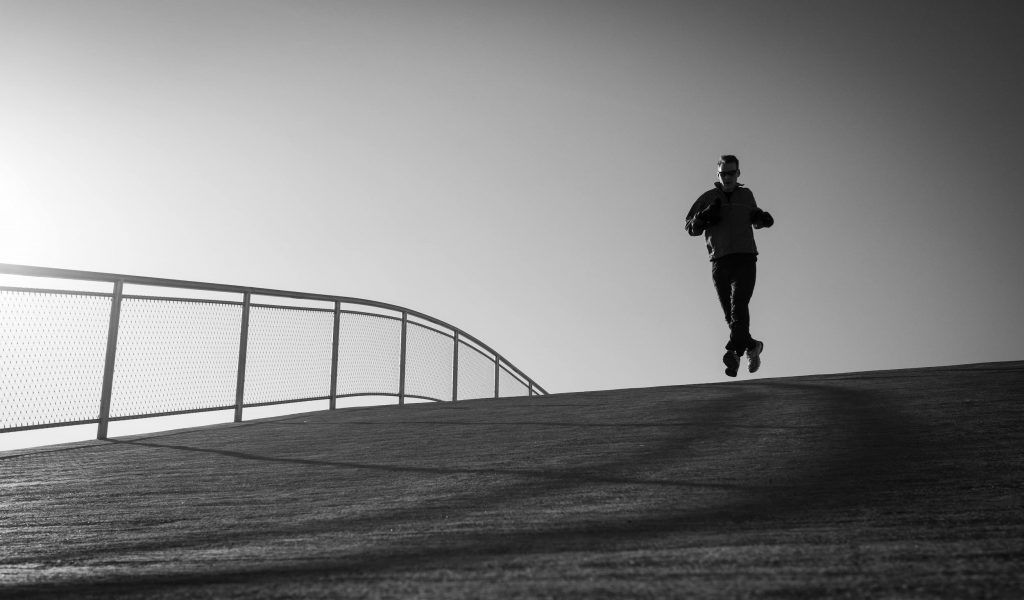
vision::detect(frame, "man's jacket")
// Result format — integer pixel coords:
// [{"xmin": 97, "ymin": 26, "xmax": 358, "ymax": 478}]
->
[{"xmin": 685, "ymin": 183, "xmax": 773, "ymax": 260}]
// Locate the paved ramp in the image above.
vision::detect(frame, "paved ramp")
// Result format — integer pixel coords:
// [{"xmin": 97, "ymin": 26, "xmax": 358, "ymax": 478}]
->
[{"xmin": 2, "ymin": 363, "xmax": 1022, "ymax": 598}]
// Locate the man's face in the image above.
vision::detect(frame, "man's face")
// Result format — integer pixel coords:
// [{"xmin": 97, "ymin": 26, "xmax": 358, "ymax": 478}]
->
[{"xmin": 718, "ymin": 162, "xmax": 740, "ymax": 190}]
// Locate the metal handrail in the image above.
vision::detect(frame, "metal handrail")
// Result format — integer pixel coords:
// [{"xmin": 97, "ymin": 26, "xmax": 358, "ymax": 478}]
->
[
  {"xmin": 0, "ymin": 263, "xmax": 545, "ymax": 391},
  {"xmin": 0, "ymin": 263, "xmax": 548, "ymax": 439}
]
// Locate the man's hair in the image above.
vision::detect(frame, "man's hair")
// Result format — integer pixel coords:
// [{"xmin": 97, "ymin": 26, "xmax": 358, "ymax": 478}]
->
[{"xmin": 717, "ymin": 154, "xmax": 739, "ymax": 169}]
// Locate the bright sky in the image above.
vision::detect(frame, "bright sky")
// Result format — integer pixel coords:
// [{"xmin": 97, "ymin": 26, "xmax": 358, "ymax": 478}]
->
[{"xmin": 3, "ymin": 0, "xmax": 1023, "ymax": 405}]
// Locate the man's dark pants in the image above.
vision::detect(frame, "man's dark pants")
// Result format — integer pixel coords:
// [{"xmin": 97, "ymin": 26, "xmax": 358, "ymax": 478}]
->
[{"xmin": 711, "ymin": 253, "xmax": 758, "ymax": 355}]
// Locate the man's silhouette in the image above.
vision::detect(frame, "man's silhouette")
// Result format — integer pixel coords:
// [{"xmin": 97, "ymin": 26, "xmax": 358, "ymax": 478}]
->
[{"xmin": 685, "ymin": 155, "xmax": 775, "ymax": 377}]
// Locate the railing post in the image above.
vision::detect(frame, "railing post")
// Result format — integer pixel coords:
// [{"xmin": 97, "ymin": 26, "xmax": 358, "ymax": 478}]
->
[
  {"xmin": 452, "ymin": 331, "xmax": 459, "ymax": 402},
  {"xmin": 398, "ymin": 311, "xmax": 407, "ymax": 406},
  {"xmin": 494, "ymin": 354, "xmax": 500, "ymax": 399},
  {"xmin": 234, "ymin": 291, "xmax": 251, "ymax": 423},
  {"xmin": 97, "ymin": 279, "xmax": 123, "ymax": 440},
  {"xmin": 529, "ymin": 380, "xmax": 534, "ymax": 397},
  {"xmin": 330, "ymin": 300, "xmax": 340, "ymax": 410}
]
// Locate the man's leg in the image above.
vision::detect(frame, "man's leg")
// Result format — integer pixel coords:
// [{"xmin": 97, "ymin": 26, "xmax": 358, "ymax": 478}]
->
[
  {"xmin": 716, "ymin": 256, "xmax": 741, "ymax": 372},
  {"xmin": 730, "ymin": 255, "xmax": 758, "ymax": 355},
  {"xmin": 712, "ymin": 258, "xmax": 745, "ymax": 351},
  {"xmin": 712, "ymin": 257, "xmax": 742, "ymax": 377},
  {"xmin": 711, "ymin": 259, "xmax": 733, "ymax": 325}
]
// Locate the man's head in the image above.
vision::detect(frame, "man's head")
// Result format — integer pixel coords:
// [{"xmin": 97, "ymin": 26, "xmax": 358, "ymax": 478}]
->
[{"xmin": 717, "ymin": 154, "xmax": 740, "ymax": 192}]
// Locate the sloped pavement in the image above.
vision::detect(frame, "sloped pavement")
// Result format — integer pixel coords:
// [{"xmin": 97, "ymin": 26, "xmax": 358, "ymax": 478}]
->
[{"xmin": 2, "ymin": 362, "xmax": 1022, "ymax": 598}]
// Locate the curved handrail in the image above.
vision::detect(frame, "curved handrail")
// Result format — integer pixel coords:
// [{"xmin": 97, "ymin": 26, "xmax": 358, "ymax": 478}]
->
[
  {"xmin": 0, "ymin": 262, "xmax": 547, "ymax": 439},
  {"xmin": 0, "ymin": 263, "xmax": 542, "ymax": 390}
]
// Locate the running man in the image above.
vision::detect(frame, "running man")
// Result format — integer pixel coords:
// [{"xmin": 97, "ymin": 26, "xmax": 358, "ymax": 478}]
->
[{"xmin": 685, "ymin": 154, "xmax": 775, "ymax": 377}]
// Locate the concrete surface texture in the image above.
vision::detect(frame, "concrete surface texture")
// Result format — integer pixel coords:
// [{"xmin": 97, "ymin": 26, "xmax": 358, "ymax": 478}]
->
[{"xmin": 1, "ymin": 362, "xmax": 1022, "ymax": 598}]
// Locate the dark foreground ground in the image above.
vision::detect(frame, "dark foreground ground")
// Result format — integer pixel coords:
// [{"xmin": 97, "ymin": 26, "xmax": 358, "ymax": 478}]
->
[{"xmin": 2, "ymin": 362, "xmax": 1022, "ymax": 599}]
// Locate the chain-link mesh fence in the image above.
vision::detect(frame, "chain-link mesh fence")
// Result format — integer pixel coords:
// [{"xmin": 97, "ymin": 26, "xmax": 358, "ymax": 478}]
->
[
  {"xmin": 499, "ymin": 363, "xmax": 531, "ymax": 398},
  {"xmin": 336, "ymin": 311, "xmax": 402, "ymax": 397},
  {"xmin": 110, "ymin": 297, "xmax": 241, "ymax": 418},
  {"xmin": 0, "ymin": 290, "xmax": 110, "ymax": 430},
  {"xmin": 244, "ymin": 305, "xmax": 334, "ymax": 405},
  {"xmin": 405, "ymin": 322, "xmax": 455, "ymax": 401},
  {"xmin": 0, "ymin": 265, "xmax": 546, "ymax": 439},
  {"xmin": 457, "ymin": 339, "xmax": 497, "ymax": 400}
]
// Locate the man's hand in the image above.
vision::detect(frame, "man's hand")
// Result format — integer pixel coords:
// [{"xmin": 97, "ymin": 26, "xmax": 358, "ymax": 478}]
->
[
  {"xmin": 751, "ymin": 208, "xmax": 774, "ymax": 228},
  {"xmin": 698, "ymin": 199, "xmax": 721, "ymax": 227}
]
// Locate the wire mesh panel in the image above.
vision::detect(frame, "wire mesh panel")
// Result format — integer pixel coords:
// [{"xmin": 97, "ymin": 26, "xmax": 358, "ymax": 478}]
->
[
  {"xmin": 110, "ymin": 298, "xmax": 241, "ymax": 418},
  {"xmin": 457, "ymin": 340, "xmax": 496, "ymax": 400},
  {"xmin": 244, "ymin": 306, "xmax": 333, "ymax": 405},
  {"xmin": 405, "ymin": 322, "xmax": 454, "ymax": 401},
  {"xmin": 336, "ymin": 312, "xmax": 401, "ymax": 397},
  {"xmin": 499, "ymin": 363, "xmax": 530, "ymax": 398},
  {"xmin": 0, "ymin": 290, "xmax": 110, "ymax": 430}
]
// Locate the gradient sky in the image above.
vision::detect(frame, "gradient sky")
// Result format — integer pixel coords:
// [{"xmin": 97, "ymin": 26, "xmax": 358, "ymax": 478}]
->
[{"xmin": 3, "ymin": 0, "xmax": 1024, "ymax": 395}]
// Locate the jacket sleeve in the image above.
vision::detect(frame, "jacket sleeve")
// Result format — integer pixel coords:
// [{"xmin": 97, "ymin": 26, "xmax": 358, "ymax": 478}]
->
[
  {"xmin": 752, "ymin": 206, "xmax": 775, "ymax": 229},
  {"xmin": 749, "ymin": 194, "xmax": 775, "ymax": 229},
  {"xmin": 685, "ymin": 198, "xmax": 707, "ymax": 236}
]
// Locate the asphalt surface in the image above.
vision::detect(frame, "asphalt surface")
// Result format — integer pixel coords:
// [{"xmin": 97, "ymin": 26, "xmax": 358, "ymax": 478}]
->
[{"xmin": 2, "ymin": 362, "xmax": 1022, "ymax": 598}]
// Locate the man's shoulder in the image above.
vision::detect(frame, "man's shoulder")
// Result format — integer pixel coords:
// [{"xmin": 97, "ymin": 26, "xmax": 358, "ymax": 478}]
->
[{"xmin": 690, "ymin": 189, "xmax": 714, "ymax": 208}]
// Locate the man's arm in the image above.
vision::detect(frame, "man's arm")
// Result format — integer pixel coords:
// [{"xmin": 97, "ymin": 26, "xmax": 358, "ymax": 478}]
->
[
  {"xmin": 685, "ymin": 197, "xmax": 719, "ymax": 236},
  {"xmin": 750, "ymin": 205, "xmax": 775, "ymax": 229}
]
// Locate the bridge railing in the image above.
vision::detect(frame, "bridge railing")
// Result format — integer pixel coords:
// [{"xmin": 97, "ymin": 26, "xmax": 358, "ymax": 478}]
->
[{"xmin": 0, "ymin": 263, "xmax": 546, "ymax": 439}]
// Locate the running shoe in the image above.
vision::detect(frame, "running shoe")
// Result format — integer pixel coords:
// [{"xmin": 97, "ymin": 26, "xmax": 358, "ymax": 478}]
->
[
  {"xmin": 723, "ymin": 350, "xmax": 740, "ymax": 378},
  {"xmin": 747, "ymin": 340, "xmax": 764, "ymax": 373}
]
